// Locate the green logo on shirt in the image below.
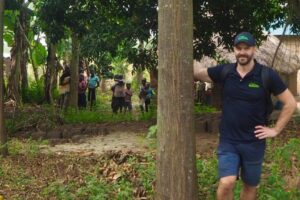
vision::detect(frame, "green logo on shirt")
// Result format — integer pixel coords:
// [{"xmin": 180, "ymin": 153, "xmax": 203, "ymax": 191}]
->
[{"xmin": 248, "ymin": 82, "xmax": 260, "ymax": 88}]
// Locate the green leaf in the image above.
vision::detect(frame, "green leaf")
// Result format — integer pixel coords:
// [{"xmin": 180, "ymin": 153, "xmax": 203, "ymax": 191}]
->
[
  {"xmin": 32, "ymin": 42, "xmax": 47, "ymax": 66},
  {"xmin": 3, "ymin": 30, "xmax": 14, "ymax": 46}
]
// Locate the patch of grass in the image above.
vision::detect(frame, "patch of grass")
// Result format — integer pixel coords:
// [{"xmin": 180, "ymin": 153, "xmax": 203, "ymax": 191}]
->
[
  {"xmin": 113, "ymin": 178, "xmax": 134, "ymax": 199},
  {"xmin": 257, "ymin": 138, "xmax": 300, "ymax": 199},
  {"xmin": 63, "ymin": 108, "xmax": 156, "ymax": 124},
  {"xmin": 42, "ymin": 181, "xmax": 76, "ymax": 200},
  {"xmin": 128, "ymin": 153, "xmax": 156, "ymax": 197},
  {"xmin": 147, "ymin": 125, "xmax": 157, "ymax": 138},
  {"xmin": 8, "ymin": 138, "xmax": 48, "ymax": 157},
  {"xmin": 196, "ymin": 153, "xmax": 218, "ymax": 199},
  {"xmin": 194, "ymin": 104, "xmax": 218, "ymax": 114},
  {"xmin": 76, "ymin": 176, "xmax": 112, "ymax": 199},
  {"xmin": 5, "ymin": 105, "xmax": 61, "ymax": 135}
]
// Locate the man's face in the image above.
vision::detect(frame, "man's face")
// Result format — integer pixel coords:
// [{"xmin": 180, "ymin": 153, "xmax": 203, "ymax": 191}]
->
[{"xmin": 234, "ymin": 43, "xmax": 256, "ymax": 66}]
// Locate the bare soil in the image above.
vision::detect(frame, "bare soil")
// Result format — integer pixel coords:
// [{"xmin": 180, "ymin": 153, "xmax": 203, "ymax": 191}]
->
[{"xmin": 39, "ymin": 121, "xmax": 219, "ymax": 155}]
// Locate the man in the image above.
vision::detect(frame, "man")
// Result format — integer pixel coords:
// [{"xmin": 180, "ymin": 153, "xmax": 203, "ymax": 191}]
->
[
  {"xmin": 87, "ymin": 68, "xmax": 100, "ymax": 110},
  {"xmin": 139, "ymin": 78, "xmax": 148, "ymax": 112},
  {"xmin": 194, "ymin": 32, "xmax": 297, "ymax": 200},
  {"xmin": 111, "ymin": 77, "xmax": 125, "ymax": 113}
]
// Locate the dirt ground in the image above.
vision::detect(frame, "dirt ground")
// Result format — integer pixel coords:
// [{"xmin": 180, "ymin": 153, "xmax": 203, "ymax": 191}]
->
[{"xmin": 40, "ymin": 121, "xmax": 219, "ymax": 155}]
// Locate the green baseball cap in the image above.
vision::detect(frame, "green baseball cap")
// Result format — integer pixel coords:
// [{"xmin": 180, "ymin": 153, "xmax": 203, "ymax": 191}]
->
[{"xmin": 234, "ymin": 32, "xmax": 256, "ymax": 46}]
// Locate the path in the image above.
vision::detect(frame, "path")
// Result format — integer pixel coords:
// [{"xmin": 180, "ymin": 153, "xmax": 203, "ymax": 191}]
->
[{"xmin": 42, "ymin": 130, "xmax": 218, "ymax": 155}]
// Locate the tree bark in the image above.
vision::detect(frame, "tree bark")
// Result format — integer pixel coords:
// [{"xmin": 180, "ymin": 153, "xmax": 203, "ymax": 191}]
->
[
  {"xmin": 30, "ymin": 50, "xmax": 39, "ymax": 82},
  {"xmin": 0, "ymin": 0, "xmax": 8, "ymax": 156},
  {"xmin": 149, "ymin": 67, "xmax": 158, "ymax": 89},
  {"xmin": 7, "ymin": 27, "xmax": 22, "ymax": 105},
  {"xmin": 44, "ymin": 43, "xmax": 56, "ymax": 104},
  {"xmin": 69, "ymin": 33, "xmax": 80, "ymax": 109},
  {"xmin": 156, "ymin": 0, "xmax": 197, "ymax": 199},
  {"xmin": 100, "ymin": 77, "xmax": 106, "ymax": 92},
  {"xmin": 136, "ymin": 68, "xmax": 143, "ymax": 85},
  {"xmin": 20, "ymin": 4, "xmax": 29, "ymax": 97}
]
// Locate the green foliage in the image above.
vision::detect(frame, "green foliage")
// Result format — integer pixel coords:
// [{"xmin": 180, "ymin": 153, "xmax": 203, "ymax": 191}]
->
[
  {"xmin": 3, "ymin": 10, "xmax": 17, "ymax": 46},
  {"xmin": 42, "ymin": 181, "xmax": 76, "ymax": 200},
  {"xmin": 193, "ymin": 0, "xmax": 286, "ymax": 59},
  {"xmin": 111, "ymin": 56, "xmax": 130, "ymax": 79},
  {"xmin": 63, "ymin": 109, "xmax": 155, "ymax": 124},
  {"xmin": 257, "ymin": 138, "xmax": 300, "ymax": 199},
  {"xmin": 196, "ymin": 154, "xmax": 218, "ymax": 199},
  {"xmin": 76, "ymin": 176, "xmax": 112, "ymax": 199},
  {"xmin": 56, "ymin": 38, "xmax": 72, "ymax": 60},
  {"xmin": 7, "ymin": 138, "xmax": 48, "ymax": 157},
  {"xmin": 31, "ymin": 42, "xmax": 47, "ymax": 66},
  {"xmin": 22, "ymin": 78, "xmax": 44, "ymax": 104},
  {"xmin": 147, "ymin": 125, "xmax": 157, "ymax": 138},
  {"xmin": 113, "ymin": 178, "xmax": 134, "ymax": 199},
  {"xmin": 127, "ymin": 154, "xmax": 156, "ymax": 197},
  {"xmin": 194, "ymin": 104, "xmax": 218, "ymax": 114},
  {"xmin": 3, "ymin": 29, "xmax": 14, "ymax": 46}
]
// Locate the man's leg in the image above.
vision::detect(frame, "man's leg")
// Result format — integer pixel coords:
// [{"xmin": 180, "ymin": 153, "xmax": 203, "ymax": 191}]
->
[
  {"xmin": 238, "ymin": 141, "xmax": 265, "ymax": 200},
  {"xmin": 217, "ymin": 142, "xmax": 240, "ymax": 200},
  {"xmin": 217, "ymin": 176, "xmax": 237, "ymax": 200},
  {"xmin": 240, "ymin": 183, "xmax": 257, "ymax": 200}
]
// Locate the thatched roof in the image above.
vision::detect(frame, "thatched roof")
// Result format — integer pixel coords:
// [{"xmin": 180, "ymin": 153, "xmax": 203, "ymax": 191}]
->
[{"xmin": 196, "ymin": 35, "xmax": 300, "ymax": 74}]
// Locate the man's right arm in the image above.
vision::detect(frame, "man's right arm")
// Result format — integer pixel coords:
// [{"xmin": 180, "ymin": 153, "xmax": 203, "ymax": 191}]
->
[{"xmin": 193, "ymin": 62, "xmax": 213, "ymax": 83}]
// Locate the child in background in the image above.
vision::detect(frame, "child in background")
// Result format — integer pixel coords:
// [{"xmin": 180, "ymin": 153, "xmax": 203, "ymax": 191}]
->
[
  {"xmin": 78, "ymin": 74, "xmax": 87, "ymax": 108},
  {"xmin": 145, "ymin": 83, "xmax": 154, "ymax": 112},
  {"xmin": 124, "ymin": 83, "xmax": 133, "ymax": 113},
  {"xmin": 58, "ymin": 65, "xmax": 71, "ymax": 110}
]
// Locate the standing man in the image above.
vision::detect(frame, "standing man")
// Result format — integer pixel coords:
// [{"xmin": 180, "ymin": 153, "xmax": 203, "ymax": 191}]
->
[
  {"xmin": 194, "ymin": 32, "xmax": 297, "ymax": 200},
  {"xmin": 87, "ymin": 68, "xmax": 100, "ymax": 110},
  {"xmin": 139, "ymin": 78, "xmax": 148, "ymax": 112}
]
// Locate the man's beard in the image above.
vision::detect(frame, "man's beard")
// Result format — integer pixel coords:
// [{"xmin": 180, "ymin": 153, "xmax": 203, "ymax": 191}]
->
[{"xmin": 236, "ymin": 55, "xmax": 253, "ymax": 66}]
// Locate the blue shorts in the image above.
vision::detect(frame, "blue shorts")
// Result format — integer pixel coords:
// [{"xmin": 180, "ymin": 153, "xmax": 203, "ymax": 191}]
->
[{"xmin": 217, "ymin": 140, "xmax": 266, "ymax": 186}]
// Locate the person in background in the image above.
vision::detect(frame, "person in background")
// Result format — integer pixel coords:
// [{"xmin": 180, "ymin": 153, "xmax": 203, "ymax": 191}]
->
[
  {"xmin": 58, "ymin": 64, "xmax": 70, "ymax": 110},
  {"xmin": 78, "ymin": 74, "xmax": 87, "ymax": 109},
  {"xmin": 87, "ymin": 68, "xmax": 100, "ymax": 110},
  {"xmin": 144, "ymin": 83, "xmax": 154, "ymax": 112},
  {"xmin": 204, "ymin": 82, "xmax": 213, "ymax": 105},
  {"xmin": 111, "ymin": 76, "xmax": 125, "ymax": 113},
  {"xmin": 124, "ymin": 83, "xmax": 133, "ymax": 113},
  {"xmin": 139, "ymin": 78, "xmax": 147, "ymax": 112}
]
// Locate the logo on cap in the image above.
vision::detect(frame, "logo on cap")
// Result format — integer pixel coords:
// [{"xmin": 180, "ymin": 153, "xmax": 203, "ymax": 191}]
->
[
  {"xmin": 238, "ymin": 35, "xmax": 249, "ymax": 41},
  {"xmin": 234, "ymin": 32, "xmax": 255, "ymax": 46}
]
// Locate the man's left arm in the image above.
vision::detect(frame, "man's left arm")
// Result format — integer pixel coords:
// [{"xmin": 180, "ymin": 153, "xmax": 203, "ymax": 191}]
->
[{"xmin": 255, "ymin": 89, "xmax": 297, "ymax": 139}]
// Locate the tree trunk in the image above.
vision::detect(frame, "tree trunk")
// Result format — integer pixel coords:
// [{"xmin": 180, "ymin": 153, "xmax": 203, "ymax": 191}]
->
[
  {"xmin": 30, "ymin": 51, "xmax": 39, "ymax": 82},
  {"xmin": 136, "ymin": 68, "xmax": 143, "ymax": 85},
  {"xmin": 20, "ymin": 5, "xmax": 29, "ymax": 97},
  {"xmin": 156, "ymin": 0, "xmax": 197, "ymax": 199},
  {"xmin": 69, "ymin": 33, "xmax": 80, "ymax": 109},
  {"xmin": 7, "ymin": 27, "xmax": 22, "ymax": 105},
  {"xmin": 100, "ymin": 77, "xmax": 106, "ymax": 92},
  {"xmin": 44, "ymin": 43, "xmax": 56, "ymax": 104},
  {"xmin": 0, "ymin": 0, "xmax": 8, "ymax": 156},
  {"xmin": 149, "ymin": 67, "xmax": 158, "ymax": 89},
  {"xmin": 53, "ymin": 59, "xmax": 62, "ymax": 90}
]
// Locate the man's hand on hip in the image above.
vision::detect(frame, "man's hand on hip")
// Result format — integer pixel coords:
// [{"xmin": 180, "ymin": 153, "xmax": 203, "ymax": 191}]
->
[{"xmin": 254, "ymin": 125, "xmax": 279, "ymax": 139}]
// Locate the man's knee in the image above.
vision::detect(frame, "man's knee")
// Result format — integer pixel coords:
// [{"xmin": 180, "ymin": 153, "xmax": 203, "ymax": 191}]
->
[
  {"xmin": 243, "ymin": 183, "xmax": 257, "ymax": 192},
  {"xmin": 219, "ymin": 176, "xmax": 237, "ymax": 191}
]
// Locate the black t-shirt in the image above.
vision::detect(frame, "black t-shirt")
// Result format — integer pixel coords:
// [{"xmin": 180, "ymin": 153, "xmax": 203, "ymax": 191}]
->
[{"xmin": 208, "ymin": 62, "xmax": 287, "ymax": 143}]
